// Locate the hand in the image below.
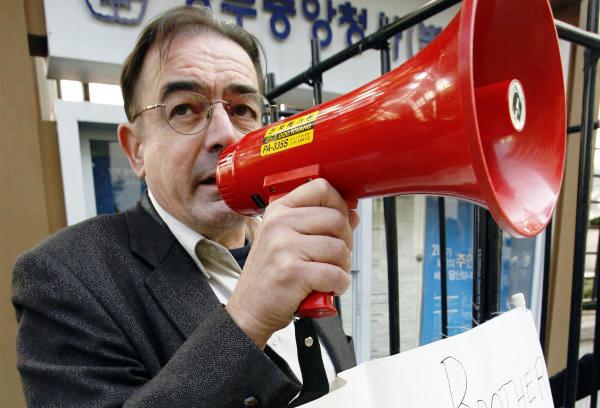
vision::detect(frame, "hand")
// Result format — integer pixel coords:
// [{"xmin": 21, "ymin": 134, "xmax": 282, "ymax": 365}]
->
[{"xmin": 226, "ymin": 179, "xmax": 359, "ymax": 349}]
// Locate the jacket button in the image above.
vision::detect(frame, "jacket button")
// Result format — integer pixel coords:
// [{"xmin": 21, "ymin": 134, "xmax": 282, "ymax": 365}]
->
[
  {"xmin": 304, "ymin": 336, "xmax": 314, "ymax": 347},
  {"xmin": 244, "ymin": 396, "xmax": 259, "ymax": 407}
]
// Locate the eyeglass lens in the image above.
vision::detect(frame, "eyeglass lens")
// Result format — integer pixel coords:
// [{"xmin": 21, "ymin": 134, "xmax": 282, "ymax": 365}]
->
[{"xmin": 163, "ymin": 91, "xmax": 267, "ymax": 135}]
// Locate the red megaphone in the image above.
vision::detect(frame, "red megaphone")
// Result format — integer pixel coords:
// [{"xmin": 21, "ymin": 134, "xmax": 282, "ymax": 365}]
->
[{"xmin": 217, "ymin": 0, "xmax": 566, "ymax": 318}]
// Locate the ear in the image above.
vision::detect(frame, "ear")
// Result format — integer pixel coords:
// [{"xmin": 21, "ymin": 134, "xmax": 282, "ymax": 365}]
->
[{"xmin": 118, "ymin": 123, "xmax": 146, "ymax": 178}]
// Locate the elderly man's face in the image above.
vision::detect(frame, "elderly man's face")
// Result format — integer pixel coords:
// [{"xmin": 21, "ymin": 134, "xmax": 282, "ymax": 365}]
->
[{"xmin": 122, "ymin": 31, "xmax": 260, "ymax": 241}]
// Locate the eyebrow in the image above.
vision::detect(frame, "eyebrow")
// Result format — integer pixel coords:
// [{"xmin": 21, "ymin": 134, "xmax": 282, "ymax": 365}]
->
[
  {"xmin": 224, "ymin": 83, "xmax": 260, "ymax": 96},
  {"xmin": 159, "ymin": 80, "xmax": 260, "ymax": 102},
  {"xmin": 159, "ymin": 80, "xmax": 207, "ymax": 102}
]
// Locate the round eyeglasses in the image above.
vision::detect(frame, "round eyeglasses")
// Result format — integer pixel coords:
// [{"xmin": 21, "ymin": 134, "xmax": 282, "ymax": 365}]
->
[{"xmin": 132, "ymin": 91, "xmax": 274, "ymax": 135}]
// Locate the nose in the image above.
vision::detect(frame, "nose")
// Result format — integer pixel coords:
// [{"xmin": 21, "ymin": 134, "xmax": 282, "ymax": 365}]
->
[{"xmin": 204, "ymin": 102, "xmax": 239, "ymax": 155}]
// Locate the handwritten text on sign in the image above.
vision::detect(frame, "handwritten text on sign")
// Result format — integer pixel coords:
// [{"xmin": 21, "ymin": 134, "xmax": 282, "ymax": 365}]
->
[{"xmin": 300, "ymin": 308, "xmax": 553, "ymax": 407}]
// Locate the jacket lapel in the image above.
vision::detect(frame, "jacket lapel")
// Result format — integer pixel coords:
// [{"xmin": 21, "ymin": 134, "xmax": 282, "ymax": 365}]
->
[{"xmin": 127, "ymin": 194, "xmax": 221, "ymax": 339}]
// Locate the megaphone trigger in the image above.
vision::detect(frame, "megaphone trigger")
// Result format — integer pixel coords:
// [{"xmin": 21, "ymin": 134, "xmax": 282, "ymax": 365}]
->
[{"xmin": 263, "ymin": 164, "xmax": 322, "ymax": 205}]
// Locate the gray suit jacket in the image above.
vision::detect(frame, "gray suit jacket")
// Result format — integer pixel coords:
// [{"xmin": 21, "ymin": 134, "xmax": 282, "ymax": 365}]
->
[{"xmin": 12, "ymin": 195, "xmax": 356, "ymax": 407}]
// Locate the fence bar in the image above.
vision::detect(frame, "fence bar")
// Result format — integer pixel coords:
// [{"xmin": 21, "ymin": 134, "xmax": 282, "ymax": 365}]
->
[
  {"xmin": 266, "ymin": 0, "xmax": 461, "ymax": 100},
  {"xmin": 591, "ymin": 228, "xmax": 600, "ymax": 407},
  {"xmin": 384, "ymin": 195, "xmax": 400, "ymax": 355},
  {"xmin": 540, "ymin": 219, "xmax": 553, "ymax": 356},
  {"xmin": 266, "ymin": 73, "xmax": 277, "ymax": 105},
  {"xmin": 556, "ymin": 20, "xmax": 600, "ymax": 51},
  {"xmin": 483, "ymin": 214, "xmax": 502, "ymax": 322},
  {"xmin": 567, "ymin": 120, "xmax": 600, "ymax": 134},
  {"xmin": 310, "ymin": 38, "xmax": 323, "ymax": 106},
  {"xmin": 438, "ymin": 198, "xmax": 449, "ymax": 338},
  {"xmin": 472, "ymin": 208, "xmax": 502, "ymax": 324},
  {"xmin": 564, "ymin": 0, "xmax": 600, "ymax": 405},
  {"xmin": 377, "ymin": 15, "xmax": 400, "ymax": 355},
  {"xmin": 472, "ymin": 208, "xmax": 484, "ymax": 326},
  {"xmin": 265, "ymin": 72, "xmax": 281, "ymax": 123}
]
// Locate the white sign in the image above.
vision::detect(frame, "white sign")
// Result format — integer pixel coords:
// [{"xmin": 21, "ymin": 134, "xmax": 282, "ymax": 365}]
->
[
  {"xmin": 301, "ymin": 307, "xmax": 553, "ymax": 407},
  {"xmin": 43, "ymin": 0, "xmax": 460, "ymax": 100}
]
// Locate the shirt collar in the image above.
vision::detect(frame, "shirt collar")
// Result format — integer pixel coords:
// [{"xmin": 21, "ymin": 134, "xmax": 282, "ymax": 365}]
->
[{"xmin": 148, "ymin": 189, "xmax": 212, "ymax": 279}]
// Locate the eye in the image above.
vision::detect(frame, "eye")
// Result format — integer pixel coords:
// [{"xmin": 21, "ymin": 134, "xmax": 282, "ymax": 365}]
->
[
  {"xmin": 231, "ymin": 103, "xmax": 257, "ymax": 119},
  {"xmin": 172, "ymin": 104, "xmax": 192, "ymax": 117},
  {"xmin": 166, "ymin": 92, "xmax": 208, "ymax": 121}
]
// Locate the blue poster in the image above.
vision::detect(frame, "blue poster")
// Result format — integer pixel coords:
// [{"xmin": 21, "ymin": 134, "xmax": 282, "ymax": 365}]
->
[
  {"xmin": 420, "ymin": 198, "xmax": 538, "ymax": 346},
  {"xmin": 420, "ymin": 197, "xmax": 474, "ymax": 345}
]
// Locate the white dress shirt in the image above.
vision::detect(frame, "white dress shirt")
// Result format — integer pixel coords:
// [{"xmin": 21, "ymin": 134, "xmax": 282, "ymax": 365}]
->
[{"xmin": 148, "ymin": 191, "xmax": 337, "ymax": 386}]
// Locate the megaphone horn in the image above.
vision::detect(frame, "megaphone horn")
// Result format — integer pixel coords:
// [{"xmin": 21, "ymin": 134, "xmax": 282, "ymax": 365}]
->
[{"xmin": 217, "ymin": 0, "xmax": 566, "ymax": 318}]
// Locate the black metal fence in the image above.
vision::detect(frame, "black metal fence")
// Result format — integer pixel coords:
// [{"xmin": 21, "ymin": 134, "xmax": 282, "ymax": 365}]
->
[{"xmin": 264, "ymin": 0, "xmax": 600, "ymax": 407}]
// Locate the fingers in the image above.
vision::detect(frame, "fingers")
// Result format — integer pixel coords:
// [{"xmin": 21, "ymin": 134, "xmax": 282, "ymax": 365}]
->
[
  {"xmin": 302, "ymin": 262, "xmax": 350, "ymax": 295},
  {"xmin": 273, "ymin": 234, "xmax": 352, "ymax": 296},
  {"xmin": 277, "ymin": 178, "xmax": 350, "ymax": 217},
  {"xmin": 294, "ymin": 234, "xmax": 352, "ymax": 272},
  {"xmin": 266, "ymin": 178, "xmax": 359, "ymax": 249},
  {"xmin": 264, "ymin": 206, "xmax": 354, "ymax": 250}
]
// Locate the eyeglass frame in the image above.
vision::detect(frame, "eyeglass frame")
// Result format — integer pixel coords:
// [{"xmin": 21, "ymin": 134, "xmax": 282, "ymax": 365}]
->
[{"xmin": 131, "ymin": 91, "xmax": 277, "ymax": 135}]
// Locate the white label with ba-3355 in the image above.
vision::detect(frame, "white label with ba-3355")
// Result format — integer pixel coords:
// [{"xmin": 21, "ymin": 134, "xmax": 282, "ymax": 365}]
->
[{"xmin": 300, "ymin": 307, "xmax": 552, "ymax": 407}]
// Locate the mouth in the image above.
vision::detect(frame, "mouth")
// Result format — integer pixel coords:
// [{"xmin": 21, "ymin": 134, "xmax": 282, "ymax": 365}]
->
[{"xmin": 199, "ymin": 175, "xmax": 217, "ymax": 186}]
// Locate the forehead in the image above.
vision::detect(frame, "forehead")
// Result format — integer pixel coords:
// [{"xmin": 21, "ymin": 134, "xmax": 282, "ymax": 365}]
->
[{"xmin": 139, "ymin": 30, "xmax": 259, "ymax": 101}]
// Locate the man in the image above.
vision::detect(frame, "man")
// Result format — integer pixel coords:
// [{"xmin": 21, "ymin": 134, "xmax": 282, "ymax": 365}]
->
[{"xmin": 12, "ymin": 6, "xmax": 358, "ymax": 407}]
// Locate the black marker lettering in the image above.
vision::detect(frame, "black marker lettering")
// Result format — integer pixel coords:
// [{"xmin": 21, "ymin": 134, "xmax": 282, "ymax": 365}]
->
[
  {"xmin": 535, "ymin": 357, "xmax": 547, "ymax": 401},
  {"xmin": 525, "ymin": 369, "xmax": 535, "ymax": 404},
  {"xmin": 499, "ymin": 381, "xmax": 513, "ymax": 407},
  {"xmin": 441, "ymin": 356, "xmax": 471, "ymax": 408},
  {"xmin": 513, "ymin": 373, "xmax": 526, "ymax": 408},
  {"xmin": 490, "ymin": 393, "xmax": 504, "ymax": 408}
]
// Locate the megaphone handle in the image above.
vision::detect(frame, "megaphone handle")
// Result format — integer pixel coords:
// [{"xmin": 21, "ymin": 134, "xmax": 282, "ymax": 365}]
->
[
  {"xmin": 263, "ymin": 168, "xmax": 350, "ymax": 319},
  {"xmin": 296, "ymin": 291, "xmax": 338, "ymax": 318},
  {"xmin": 293, "ymin": 191, "xmax": 353, "ymax": 319},
  {"xmin": 267, "ymin": 194, "xmax": 353, "ymax": 319},
  {"xmin": 295, "ymin": 197, "xmax": 354, "ymax": 318}
]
